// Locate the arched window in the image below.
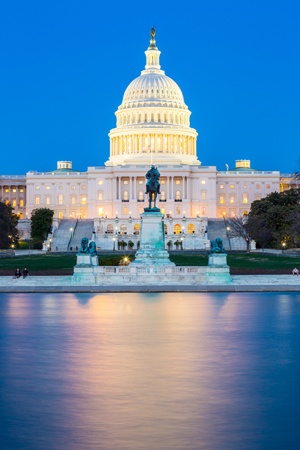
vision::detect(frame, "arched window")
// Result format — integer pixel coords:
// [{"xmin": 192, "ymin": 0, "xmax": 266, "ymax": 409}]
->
[
  {"xmin": 164, "ymin": 114, "xmax": 167, "ymax": 123},
  {"xmin": 201, "ymin": 191, "xmax": 206, "ymax": 200},
  {"xmin": 138, "ymin": 190, "xmax": 144, "ymax": 201},
  {"xmin": 164, "ymin": 224, "xmax": 168, "ymax": 234},
  {"xmin": 161, "ymin": 190, "xmax": 166, "ymax": 200},
  {"xmin": 98, "ymin": 207, "xmax": 103, "ymax": 216},
  {"xmin": 243, "ymin": 193, "xmax": 248, "ymax": 204},
  {"xmin": 158, "ymin": 113, "xmax": 161, "ymax": 122},
  {"xmin": 188, "ymin": 224, "xmax": 195, "ymax": 234},
  {"xmin": 123, "ymin": 190, "xmax": 129, "ymax": 201},
  {"xmin": 120, "ymin": 224, "xmax": 127, "ymax": 235},
  {"xmin": 151, "ymin": 113, "xmax": 154, "ymax": 122},
  {"xmin": 35, "ymin": 197, "xmax": 40, "ymax": 205},
  {"xmin": 81, "ymin": 196, "xmax": 86, "ymax": 205},
  {"xmin": 145, "ymin": 114, "xmax": 147, "ymax": 122},
  {"xmin": 174, "ymin": 224, "xmax": 181, "ymax": 235},
  {"xmin": 134, "ymin": 224, "xmax": 140, "ymax": 235},
  {"xmin": 107, "ymin": 224, "xmax": 113, "ymax": 234},
  {"xmin": 98, "ymin": 192, "xmax": 103, "ymax": 201},
  {"xmin": 176, "ymin": 190, "xmax": 181, "ymax": 200},
  {"xmin": 133, "ymin": 114, "xmax": 136, "ymax": 123},
  {"xmin": 58, "ymin": 194, "xmax": 63, "ymax": 205}
]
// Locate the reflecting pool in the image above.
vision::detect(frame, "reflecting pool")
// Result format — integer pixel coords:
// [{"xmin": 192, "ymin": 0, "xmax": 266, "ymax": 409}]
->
[{"xmin": 0, "ymin": 292, "xmax": 300, "ymax": 450}]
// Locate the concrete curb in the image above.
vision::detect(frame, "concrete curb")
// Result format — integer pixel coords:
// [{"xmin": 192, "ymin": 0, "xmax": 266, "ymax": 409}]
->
[{"xmin": 0, "ymin": 285, "xmax": 300, "ymax": 293}]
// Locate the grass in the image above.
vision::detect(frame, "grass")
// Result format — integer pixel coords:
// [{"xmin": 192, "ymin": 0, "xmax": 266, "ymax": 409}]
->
[{"xmin": 0, "ymin": 253, "xmax": 299, "ymax": 274}]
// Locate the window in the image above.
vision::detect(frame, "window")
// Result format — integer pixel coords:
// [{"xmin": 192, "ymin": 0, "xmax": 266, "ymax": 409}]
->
[
  {"xmin": 256, "ymin": 196, "xmax": 261, "ymax": 200},
  {"xmin": 243, "ymin": 185, "xmax": 247, "ymax": 189},
  {"xmin": 188, "ymin": 224, "xmax": 195, "ymax": 234},
  {"xmin": 107, "ymin": 224, "xmax": 113, "ymax": 234},
  {"xmin": 201, "ymin": 180, "xmax": 206, "ymax": 185},
  {"xmin": 59, "ymin": 186, "xmax": 62, "ymax": 190},
  {"xmin": 174, "ymin": 224, "xmax": 181, "ymax": 234},
  {"xmin": 220, "ymin": 196, "xmax": 224, "ymax": 204},
  {"xmin": 12, "ymin": 199, "xmax": 16, "ymax": 207},
  {"xmin": 243, "ymin": 194, "xmax": 248, "ymax": 204},
  {"xmin": 243, "ymin": 211, "xmax": 248, "ymax": 217},
  {"xmin": 12, "ymin": 188, "xmax": 16, "ymax": 193},
  {"xmin": 230, "ymin": 184, "xmax": 235, "ymax": 189},
  {"xmin": 230, "ymin": 196, "xmax": 235, "ymax": 204},
  {"xmin": 138, "ymin": 180, "xmax": 143, "ymax": 185},
  {"xmin": 220, "ymin": 185, "xmax": 224, "ymax": 189},
  {"xmin": 20, "ymin": 199, "xmax": 24, "ymax": 207},
  {"xmin": 161, "ymin": 180, "xmax": 165, "ymax": 185},
  {"xmin": 98, "ymin": 180, "xmax": 103, "ymax": 185},
  {"xmin": 35, "ymin": 186, "xmax": 40, "ymax": 190},
  {"xmin": 71, "ymin": 185, "xmax": 76, "ymax": 190},
  {"xmin": 98, "ymin": 193, "xmax": 103, "ymax": 201},
  {"xmin": 202, "ymin": 207, "xmax": 206, "ymax": 216},
  {"xmin": 134, "ymin": 224, "xmax": 140, "ymax": 235},
  {"xmin": 46, "ymin": 197, "xmax": 50, "ymax": 205},
  {"xmin": 230, "ymin": 210, "xmax": 236, "ymax": 217},
  {"xmin": 120, "ymin": 224, "xmax": 127, "ymax": 234},
  {"xmin": 176, "ymin": 190, "xmax": 181, "ymax": 200},
  {"xmin": 19, "ymin": 213, "xmax": 23, "ymax": 219},
  {"xmin": 266, "ymin": 184, "xmax": 270, "ymax": 189},
  {"xmin": 176, "ymin": 207, "xmax": 180, "ymax": 215},
  {"xmin": 58, "ymin": 211, "xmax": 63, "ymax": 219},
  {"xmin": 175, "ymin": 180, "xmax": 181, "ymax": 185},
  {"xmin": 82, "ymin": 185, "xmax": 86, "ymax": 190},
  {"xmin": 5, "ymin": 188, "xmax": 9, "ymax": 193},
  {"xmin": 138, "ymin": 190, "xmax": 143, "ymax": 201},
  {"xmin": 81, "ymin": 196, "xmax": 86, "ymax": 205},
  {"xmin": 124, "ymin": 180, "xmax": 128, "ymax": 185},
  {"xmin": 35, "ymin": 197, "xmax": 40, "ymax": 205},
  {"xmin": 5, "ymin": 200, "xmax": 9, "ymax": 205},
  {"xmin": 123, "ymin": 207, "xmax": 128, "ymax": 215},
  {"xmin": 46, "ymin": 186, "xmax": 50, "ymax": 190},
  {"xmin": 161, "ymin": 207, "xmax": 165, "ymax": 214},
  {"xmin": 161, "ymin": 190, "xmax": 166, "ymax": 200},
  {"xmin": 20, "ymin": 188, "xmax": 24, "ymax": 193},
  {"xmin": 201, "ymin": 191, "xmax": 206, "ymax": 200},
  {"xmin": 71, "ymin": 197, "xmax": 75, "ymax": 205},
  {"xmin": 58, "ymin": 194, "xmax": 63, "ymax": 205},
  {"xmin": 256, "ymin": 184, "xmax": 260, "ymax": 189},
  {"xmin": 98, "ymin": 208, "xmax": 103, "ymax": 216},
  {"xmin": 123, "ymin": 191, "xmax": 129, "ymax": 201}
]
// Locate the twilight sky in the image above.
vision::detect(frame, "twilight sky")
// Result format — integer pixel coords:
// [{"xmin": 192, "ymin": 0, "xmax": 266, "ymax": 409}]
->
[{"xmin": 1, "ymin": 0, "xmax": 299, "ymax": 175}]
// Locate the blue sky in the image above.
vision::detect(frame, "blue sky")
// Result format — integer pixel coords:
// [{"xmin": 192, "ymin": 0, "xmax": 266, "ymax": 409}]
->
[{"xmin": 1, "ymin": 0, "xmax": 299, "ymax": 175}]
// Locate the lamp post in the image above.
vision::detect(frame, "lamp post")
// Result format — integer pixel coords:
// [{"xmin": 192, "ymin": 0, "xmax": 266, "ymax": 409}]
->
[
  {"xmin": 113, "ymin": 237, "xmax": 116, "ymax": 251},
  {"xmin": 49, "ymin": 238, "xmax": 52, "ymax": 252}
]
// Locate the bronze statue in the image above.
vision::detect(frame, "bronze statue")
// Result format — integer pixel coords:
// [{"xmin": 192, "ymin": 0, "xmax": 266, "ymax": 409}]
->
[
  {"xmin": 210, "ymin": 238, "xmax": 226, "ymax": 254},
  {"xmin": 150, "ymin": 26, "xmax": 155, "ymax": 39},
  {"xmin": 80, "ymin": 237, "xmax": 89, "ymax": 253},
  {"xmin": 145, "ymin": 165, "xmax": 160, "ymax": 211},
  {"xmin": 88, "ymin": 241, "xmax": 97, "ymax": 256}
]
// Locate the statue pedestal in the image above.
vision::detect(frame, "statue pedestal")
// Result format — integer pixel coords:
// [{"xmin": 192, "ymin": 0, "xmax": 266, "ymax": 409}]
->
[
  {"xmin": 206, "ymin": 253, "xmax": 232, "ymax": 284},
  {"xmin": 73, "ymin": 253, "xmax": 99, "ymax": 283},
  {"xmin": 130, "ymin": 212, "xmax": 175, "ymax": 267}
]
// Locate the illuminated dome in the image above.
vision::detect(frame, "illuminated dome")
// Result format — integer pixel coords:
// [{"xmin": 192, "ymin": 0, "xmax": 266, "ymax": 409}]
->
[{"xmin": 106, "ymin": 28, "xmax": 199, "ymax": 166}]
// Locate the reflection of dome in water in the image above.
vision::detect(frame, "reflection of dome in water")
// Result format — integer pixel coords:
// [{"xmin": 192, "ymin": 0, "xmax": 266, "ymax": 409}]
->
[{"xmin": 106, "ymin": 29, "xmax": 199, "ymax": 167}]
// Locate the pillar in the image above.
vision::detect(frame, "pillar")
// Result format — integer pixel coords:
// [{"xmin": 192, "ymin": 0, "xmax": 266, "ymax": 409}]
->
[
  {"xmin": 183, "ymin": 177, "xmax": 185, "ymax": 199},
  {"xmin": 154, "ymin": 134, "xmax": 158, "ymax": 152},
  {"xmin": 168, "ymin": 135, "xmax": 171, "ymax": 153},
  {"xmin": 162, "ymin": 133, "xmax": 165, "ymax": 153},
  {"xmin": 118, "ymin": 177, "xmax": 121, "ymax": 200}
]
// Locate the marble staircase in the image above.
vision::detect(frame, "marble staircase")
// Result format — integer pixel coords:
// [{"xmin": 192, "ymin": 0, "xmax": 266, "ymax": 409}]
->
[
  {"xmin": 207, "ymin": 219, "xmax": 247, "ymax": 251},
  {"xmin": 69, "ymin": 220, "xmax": 94, "ymax": 251},
  {"xmin": 51, "ymin": 219, "xmax": 77, "ymax": 252}
]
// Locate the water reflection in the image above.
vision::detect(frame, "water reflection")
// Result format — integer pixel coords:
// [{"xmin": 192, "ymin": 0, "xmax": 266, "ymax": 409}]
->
[{"xmin": 0, "ymin": 292, "xmax": 300, "ymax": 450}]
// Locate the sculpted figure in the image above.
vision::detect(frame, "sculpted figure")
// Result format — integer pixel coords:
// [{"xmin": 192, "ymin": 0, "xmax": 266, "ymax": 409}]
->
[
  {"xmin": 80, "ymin": 237, "xmax": 89, "ymax": 253},
  {"xmin": 150, "ymin": 26, "xmax": 155, "ymax": 39},
  {"xmin": 210, "ymin": 237, "xmax": 226, "ymax": 254},
  {"xmin": 88, "ymin": 241, "xmax": 97, "ymax": 256},
  {"xmin": 145, "ymin": 165, "xmax": 160, "ymax": 211}
]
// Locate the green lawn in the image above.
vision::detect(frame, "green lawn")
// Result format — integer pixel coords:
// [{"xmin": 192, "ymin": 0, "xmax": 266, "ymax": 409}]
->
[{"xmin": 0, "ymin": 253, "xmax": 299, "ymax": 273}]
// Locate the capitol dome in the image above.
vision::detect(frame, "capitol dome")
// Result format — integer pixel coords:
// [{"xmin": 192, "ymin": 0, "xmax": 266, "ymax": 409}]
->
[{"xmin": 106, "ymin": 28, "xmax": 199, "ymax": 167}]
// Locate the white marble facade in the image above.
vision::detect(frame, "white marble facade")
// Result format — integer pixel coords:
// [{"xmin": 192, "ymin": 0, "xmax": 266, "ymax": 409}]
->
[{"xmin": 3, "ymin": 31, "xmax": 282, "ymax": 249}]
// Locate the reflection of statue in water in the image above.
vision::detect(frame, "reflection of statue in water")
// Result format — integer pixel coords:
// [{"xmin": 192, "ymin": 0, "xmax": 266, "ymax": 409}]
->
[
  {"xmin": 88, "ymin": 241, "xmax": 97, "ymax": 256},
  {"xmin": 145, "ymin": 165, "xmax": 160, "ymax": 211},
  {"xmin": 210, "ymin": 238, "xmax": 226, "ymax": 254},
  {"xmin": 80, "ymin": 237, "xmax": 89, "ymax": 253}
]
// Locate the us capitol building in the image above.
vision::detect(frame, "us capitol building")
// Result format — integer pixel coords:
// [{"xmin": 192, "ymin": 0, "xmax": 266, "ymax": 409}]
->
[{"xmin": 0, "ymin": 29, "xmax": 290, "ymax": 250}]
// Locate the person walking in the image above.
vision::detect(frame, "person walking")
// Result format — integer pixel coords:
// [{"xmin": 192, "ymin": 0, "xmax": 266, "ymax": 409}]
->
[
  {"xmin": 15, "ymin": 268, "xmax": 21, "ymax": 278},
  {"xmin": 22, "ymin": 268, "xmax": 29, "ymax": 279}
]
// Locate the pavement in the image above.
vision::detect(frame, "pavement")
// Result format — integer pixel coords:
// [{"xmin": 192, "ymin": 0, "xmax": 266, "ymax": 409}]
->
[{"xmin": 0, "ymin": 275, "xmax": 300, "ymax": 292}]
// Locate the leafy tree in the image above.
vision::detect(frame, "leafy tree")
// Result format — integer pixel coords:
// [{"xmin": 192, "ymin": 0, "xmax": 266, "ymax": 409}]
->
[
  {"xmin": 0, "ymin": 201, "xmax": 19, "ymax": 249},
  {"xmin": 31, "ymin": 208, "xmax": 54, "ymax": 244}
]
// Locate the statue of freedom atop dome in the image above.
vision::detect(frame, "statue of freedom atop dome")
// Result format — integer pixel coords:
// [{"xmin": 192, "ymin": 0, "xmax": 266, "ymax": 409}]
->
[{"xmin": 145, "ymin": 165, "xmax": 160, "ymax": 212}]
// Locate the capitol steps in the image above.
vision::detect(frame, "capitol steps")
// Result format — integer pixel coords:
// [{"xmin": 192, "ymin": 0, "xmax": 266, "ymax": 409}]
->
[
  {"xmin": 207, "ymin": 219, "xmax": 247, "ymax": 251},
  {"xmin": 51, "ymin": 219, "xmax": 77, "ymax": 252},
  {"xmin": 69, "ymin": 220, "xmax": 94, "ymax": 252}
]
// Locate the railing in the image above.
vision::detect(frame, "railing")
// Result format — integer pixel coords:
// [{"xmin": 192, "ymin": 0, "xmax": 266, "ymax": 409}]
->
[{"xmin": 67, "ymin": 218, "xmax": 78, "ymax": 250}]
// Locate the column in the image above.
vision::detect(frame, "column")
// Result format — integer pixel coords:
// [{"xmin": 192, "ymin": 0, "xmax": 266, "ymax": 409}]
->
[
  {"xmin": 162, "ymin": 133, "xmax": 165, "ymax": 153},
  {"xmin": 125, "ymin": 136, "xmax": 128, "ymax": 154},
  {"xmin": 130, "ymin": 177, "xmax": 132, "ymax": 199},
  {"xmin": 183, "ymin": 177, "xmax": 185, "ymax": 199},
  {"xmin": 171, "ymin": 177, "xmax": 174, "ymax": 199},
  {"xmin": 118, "ymin": 177, "xmax": 121, "ymax": 200},
  {"xmin": 113, "ymin": 177, "xmax": 117, "ymax": 200},
  {"xmin": 147, "ymin": 133, "xmax": 150, "ymax": 151},
  {"xmin": 168, "ymin": 135, "xmax": 171, "ymax": 153},
  {"xmin": 134, "ymin": 135, "xmax": 138, "ymax": 153},
  {"xmin": 167, "ymin": 176, "xmax": 170, "ymax": 199},
  {"xmin": 177, "ymin": 135, "xmax": 180, "ymax": 154},
  {"xmin": 187, "ymin": 177, "xmax": 191, "ymax": 199},
  {"xmin": 154, "ymin": 134, "xmax": 158, "ymax": 152},
  {"xmin": 134, "ymin": 176, "xmax": 136, "ymax": 199}
]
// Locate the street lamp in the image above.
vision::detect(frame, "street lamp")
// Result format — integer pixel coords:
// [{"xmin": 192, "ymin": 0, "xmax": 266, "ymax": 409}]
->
[{"xmin": 113, "ymin": 237, "xmax": 116, "ymax": 251}]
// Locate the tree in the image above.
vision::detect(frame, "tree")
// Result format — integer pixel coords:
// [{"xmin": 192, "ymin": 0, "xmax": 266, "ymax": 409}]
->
[
  {"xmin": 0, "ymin": 201, "xmax": 19, "ymax": 249},
  {"xmin": 226, "ymin": 216, "xmax": 253, "ymax": 253},
  {"xmin": 246, "ymin": 215, "xmax": 273, "ymax": 250},
  {"xmin": 31, "ymin": 208, "xmax": 54, "ymax": 245}
]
